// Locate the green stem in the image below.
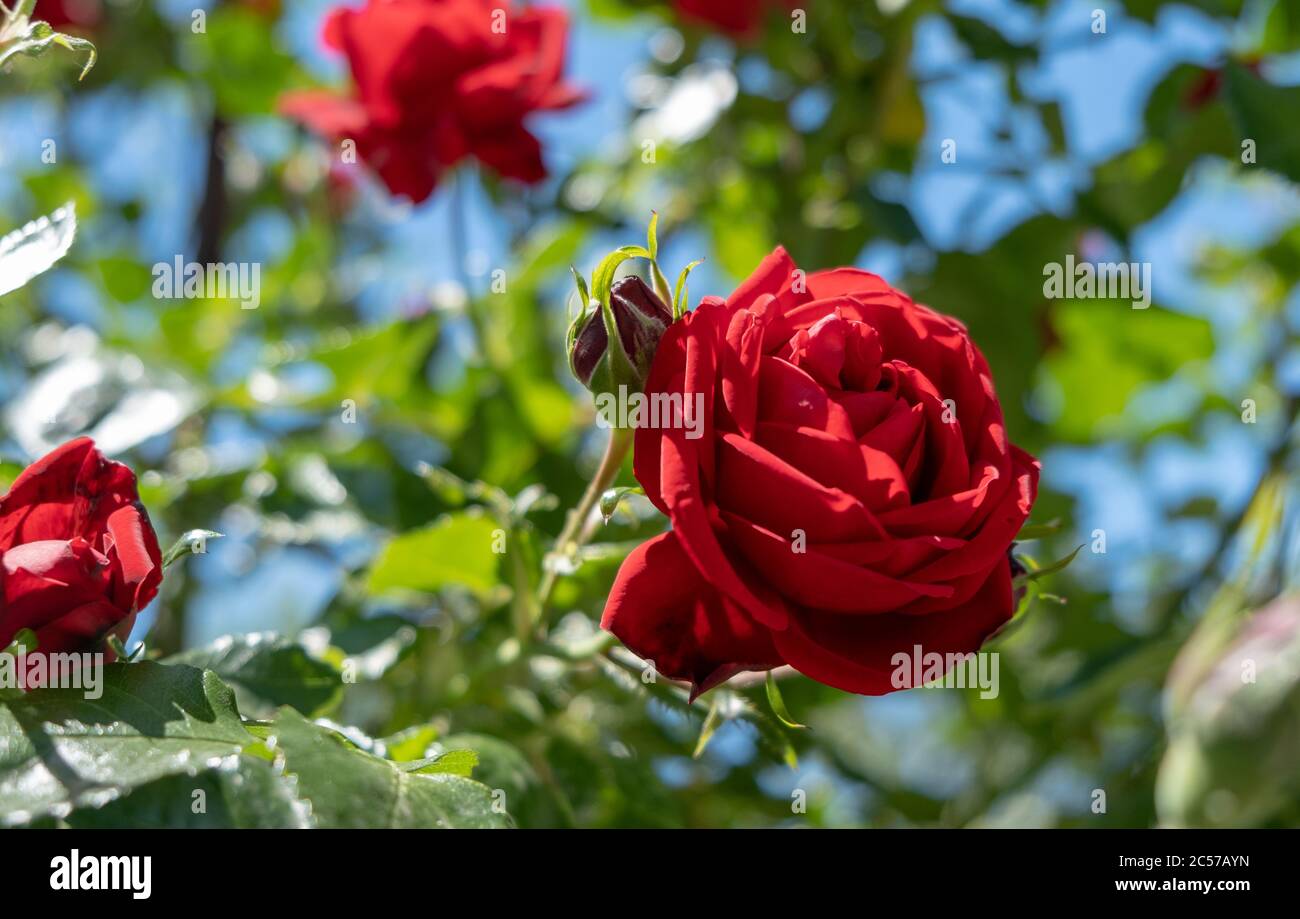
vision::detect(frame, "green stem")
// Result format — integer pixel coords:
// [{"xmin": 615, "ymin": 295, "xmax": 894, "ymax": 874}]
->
[{"xmin": 536, "ymin": 426, "xmax": 634, "ymax": 630}]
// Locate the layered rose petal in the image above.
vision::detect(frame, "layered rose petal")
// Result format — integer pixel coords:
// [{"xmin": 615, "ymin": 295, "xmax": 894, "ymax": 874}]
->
[
  {"xmin": 104, "ymin": 503, "xmax": 164, "ymax": 615},
  {"xmin": 602, "ymin": 247, "xmax": 1039, "ymax": 698},
  {"xmin": 0, "ymin": 436, "xmax": 143, "ymax": 547},
  {"xmin": 0, "ymin": 439, "xmax": 163, "ymax": 663},
  {"xmin": 772, "ymin": 561, "xmax": 1016, "ymax": 695},
  {"xmin": 281, "ymin": 0, "xmax": 585, "ymax": 202},
  {"xmin": 601, "ymin": 531, "xmax": 782, "ymax": 696}
]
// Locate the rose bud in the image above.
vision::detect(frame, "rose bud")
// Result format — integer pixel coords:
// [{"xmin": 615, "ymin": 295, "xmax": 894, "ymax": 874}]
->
[
  {"xmin": 0, "ymin": 437, "xmax": 163, "ymax": 684},
  {"xmin": 568, "ymin": 275, "xmax": 673, "ymax": 400}
]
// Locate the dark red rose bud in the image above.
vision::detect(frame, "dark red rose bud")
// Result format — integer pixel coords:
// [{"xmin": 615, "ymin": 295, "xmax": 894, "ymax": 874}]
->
[
  {"xmin": 569, "ymin": 276, "xmax": 673, "ymax": 399},
  {"xmin": 0, "ymin": 438, "xmax": 163, "ymax": 680}
]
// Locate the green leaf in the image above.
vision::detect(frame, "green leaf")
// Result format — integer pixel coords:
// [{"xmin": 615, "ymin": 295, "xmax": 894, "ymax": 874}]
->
[
  {"xmin": 64, "ymin": 755, "xmax": 310, "ymax": 829},
  {"xmin": 672, "ymin": 258, "xmax": 704, "ymax": 320},
  {"xmin": 267, "ymin": 709, "xmax": 510, "ymax": 828},
  {"xmin": 570, "ymin": 265, "xmax": 590, "ymax": 309},
  {"xmin": 1016, "ymin": 519, "xmax": 1063, "ymax": 541},
  {"xmin": 567, "ymin": 266, "xmax": 592, "ymax": 357},
  {"xmin": 590, "ymin": 245, "xmax": 651, "ymax": 308},
  {"xmin": 165, "ymin": 633, "xmax": 342, "ymax": 717},
  {"xmin": 0, "ymin": 17, "xmax": 96, "ymax": 80},
  {"xmin": 0, "ymin": 202, "xmax": 76, "ymax": 298},
  {"xmin": 367, "ymin": 511, "xmax": 504, "ymax": 600},
  {"xmin": 322, "ymin": 616, "xmax": 419, "ymax": 681},
  {"xmin": 1041, "ymin": 300, "xmax": 1213, "ymax": 441},
  {"xmin": 693, "ymin": 701, "xmax": 722, "ymax": 759},
  {"xmin": 645, "ymin": 212, "xmax": 673, "ymax": 306},
  {"xmin": 765, "ymin": 672, "xmax": 806, "ymax": 730},
  {"xmin": 1, "ymin": 628, "xmax": 36, "ymax": 657},
  {"xmin": 646, "ymin": 211, "xmax": 660, "ymax": 259},
  {"xmin": 162, "ymin": 528, "xmax": 223, "ymax": 568},
  {"xmin": 185, "ymin": 7, "xmax": 295, "ymax": 116},
  {"xmin": 1015, "ymin": 544, "xmax": 1085, "ymax": 587},
  {"xmin": 0, "ymin": 663, "xmax": 253, "ymax": 826},
  {"xmin": 401, "ymin": 749, "xmax": 478, "ymax": 777},
  {"xmin": 1225, "ymin": 62, "xmax": 1300, "ymax": 183},
  {"xmin": 248, "ymin": 315, "xmax": 439, "ymax": 412},
  {"xmin": 435, "ymin": 733, "xmax": 563, "ymax": 827},
  {"xmin": 380, "ymin": 724, "xmax": 440, "ymax": 762}
]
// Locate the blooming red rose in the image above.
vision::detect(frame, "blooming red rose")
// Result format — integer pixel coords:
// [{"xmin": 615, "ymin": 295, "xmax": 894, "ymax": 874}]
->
[
  {"xmin": 601, "ymin": 248, "xmax": 1039, "ymax": 696},
  {"xmin": 674, "ymin": 0, "xmax": 795, "ymax": 38},
  {"xmin": 0, "ymin": 438, "xmax": 162, "ymax": 670},
  {"xmin": 280, "ymin": 0, "xmax": 586, "ymax": 203}
]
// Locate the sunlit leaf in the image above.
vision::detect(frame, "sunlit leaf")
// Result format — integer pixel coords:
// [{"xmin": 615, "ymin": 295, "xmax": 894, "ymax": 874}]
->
[
  {"xmin": 0, "ymin": 664, "xmax": 253, "ymax": 826},
  {"xmin": 165, "ymin": 633, "xmax": 341, "ymax": 717},
  {"xmin": 367, "ymin": 511, "xmax": 504, "ymax": 600},
  {"xmin": 0, "ymin": 202, "xmax": 76, "ymax": 297},
  {"xmin": 267, "ymin": 709, "xmax": 509, "ymax": 828}
]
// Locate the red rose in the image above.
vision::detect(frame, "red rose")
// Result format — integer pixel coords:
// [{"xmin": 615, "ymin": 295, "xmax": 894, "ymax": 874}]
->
[
  {"xmin": 674, "ymin": 0, "xmax": 795, "ymax": 38},
  {"xmin": 0, "ymin": 438, "xmax": 162, "ymax": 669},
  {"xmin": 280, "ymin": 0, "xmax": 586, "ymax": 203},
  {"xmin": 601, "ymin": 248, "xmax": 1039, "ymax": 696}
]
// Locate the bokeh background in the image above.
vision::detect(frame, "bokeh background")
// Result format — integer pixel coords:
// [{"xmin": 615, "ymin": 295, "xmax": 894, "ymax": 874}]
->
[{"xmin": 2, "ymin": 0, "xmax": 1299, "ymax": 827}]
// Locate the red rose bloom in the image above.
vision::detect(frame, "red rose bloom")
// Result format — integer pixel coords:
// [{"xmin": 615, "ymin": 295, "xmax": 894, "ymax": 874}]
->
[
  {"xmin": 674, "ymin": 0, "xmax": 794, "ymax": 38},
  {"xmin": 601, "ymin": 248, "xmax": 1039, "ymax": 696},
  {"xmin": 0, "ymin": 438, "xmax": 162, "ymax": 669},
  {"xmin": 280, "ymin": 0, "xmax": 586, "ymax": 203}
]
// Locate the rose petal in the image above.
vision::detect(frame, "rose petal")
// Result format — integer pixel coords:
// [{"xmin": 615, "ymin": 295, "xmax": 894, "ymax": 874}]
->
[
  {"xmin": 721, "ymin": 511, "xmax": 952, "ymax": 612},
  {"xmin": 0, "ymin": 538, "xmax": 114, "ymax": 646},
  {"xmin": 716, "ymin": 432, "xmax": 883, "ymax": 542},
  {"xmin": 104, "ymin": 503, "xmax": 163, "ymax": 614},
  {"xmin": 601, "ymin": 531, "xmax": 782, "ymax": 695},
  {"xmin": 773, "ymin": 561, "xmax": 1014, "ymax": 695}
]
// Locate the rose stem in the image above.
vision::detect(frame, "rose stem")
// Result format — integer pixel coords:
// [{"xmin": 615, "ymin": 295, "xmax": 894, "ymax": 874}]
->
[{"xmin": 535, "ymin": 426, "xmax": 634, "ymax": 633}]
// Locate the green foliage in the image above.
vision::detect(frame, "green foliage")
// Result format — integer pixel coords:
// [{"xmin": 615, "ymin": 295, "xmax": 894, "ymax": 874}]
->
[
  {"xmin": 0, "ymin": 0, "xmax": 1296, "ymax": 830},
  {"xmin": 0, "ymin": 663, "xmax": 250, "ymax": 825},
  {"xmin": 0, "ymin": 651, "xmax": 515, "ymax": 828},
  {"xmin": 0, "ymin": 201, "xmax": 75, "ymax": 297},
  {"xmin": 266, "ymin": 709, "xmax": 510, "ymax": 828},
  {"xmin": 0, "ymin": 3, "xmax": 96, "ymax": 80},
  {"xmin": 1040, "ymin": 301, "xmax": 1215, "ymax": 441},
  {"xmin": 1224, "ymin": 62, "xmax": 1300, "ymax": 183},
  {"xmin": 367, "ymin": 511, "xmax": 505, "ymax": 601},
  {"xmin": 164, "ymin": 633, "xmax": 342, "ymax": 717}
]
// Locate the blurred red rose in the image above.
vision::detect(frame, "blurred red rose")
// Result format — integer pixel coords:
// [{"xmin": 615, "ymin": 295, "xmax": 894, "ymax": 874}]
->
[
  {"xmin": 0, "ymin": 438, "xmax": 162, "ymax": 673},
  {"xmin": 674, "ymin": 0, "xmax": 795, "ymax": 38},
  {"xmin": 280, "ymin": 0, "xmax": 586, "ymax": 203},
  {"xmin": 35, "ymin": 0, "xmax": 101, "ymax": 31},
  {"xmin": 601, "ymin": 248, "xmax": 1039, "ymax": 696}
]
